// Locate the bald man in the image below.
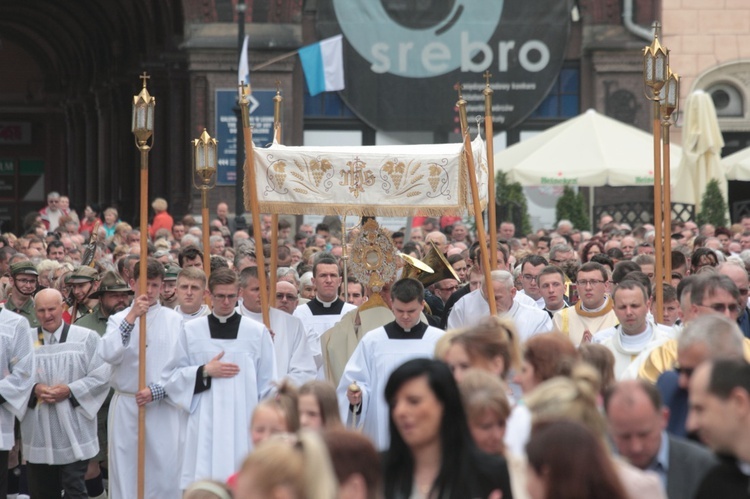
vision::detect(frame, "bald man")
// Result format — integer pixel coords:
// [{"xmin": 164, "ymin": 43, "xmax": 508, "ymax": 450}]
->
[{"xmin": 22, "ymin": 289, "xmax": 110, "ymax": 499}]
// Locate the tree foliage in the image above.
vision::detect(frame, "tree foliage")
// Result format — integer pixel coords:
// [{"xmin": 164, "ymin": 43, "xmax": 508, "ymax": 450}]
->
[
  {"xmin": 555, "ymin": 186, "xmax": 590, "ymax": 232},
  {"xmin": 495, "ymin": 171, "xmax": 532, "ymax": 236},
  {"xmin": 696, "ymin": 178, "xmax": 728, "ymax": 228}
]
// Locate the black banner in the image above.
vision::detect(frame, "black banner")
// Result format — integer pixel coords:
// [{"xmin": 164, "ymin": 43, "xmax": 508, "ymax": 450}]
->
[{"xmin": 317, "ymin": 0, "xmax": 572, "ymax": 132}]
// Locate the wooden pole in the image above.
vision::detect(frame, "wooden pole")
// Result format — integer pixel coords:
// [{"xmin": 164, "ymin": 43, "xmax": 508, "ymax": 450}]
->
[
  {"xmin": 201, "ymin": 190, "xmax": 212, "ymax": 277},
  {"xmin": 457, "ymin": 85, "xmax": 496, "ymax": 316},
  {"xmin": 662, "ymin": 118, "xmax": 672, "ymax": 283},
  {"xmin": 137, "ymin": 144, "xmax": 149, "ymax": 499},
  {"xmin": 270, "ymin": 215, "xmax": 278, "ymax": 307},
  {"xmin": 269, "ymin": 85, "xmax": 282, "ymax": 308},
  {"xmin": 239, "ymin": 83, "xmax": 271, "ymax": 328},
  {"xmin": 652, "ymin": 97, "xmax": 664, "ymax": 323},
  {"xmin": 484, "ymin": 71, "xmax": 497, "ymax": 270}
]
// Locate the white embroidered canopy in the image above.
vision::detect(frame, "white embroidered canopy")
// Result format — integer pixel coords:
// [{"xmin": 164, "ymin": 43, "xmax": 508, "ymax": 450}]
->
[{"xmin": 246, "ymin": 136, "xmax": 487, "ymax": 216}]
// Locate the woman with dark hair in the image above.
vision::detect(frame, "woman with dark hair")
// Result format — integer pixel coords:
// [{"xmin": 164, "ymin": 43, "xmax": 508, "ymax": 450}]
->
[
  {"xmin": 525, "ymin": 419, "xmax": 628, "ymax": 499},
  {"xmin": 580, "ymin": 240, "xmax": 605, "ymax": 263},
  {"xmin": 383, "ymin": 358, "xmax": 513, "ymax": 499}
]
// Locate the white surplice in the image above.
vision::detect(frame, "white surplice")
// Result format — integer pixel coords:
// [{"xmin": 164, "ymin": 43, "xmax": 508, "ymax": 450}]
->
[
  {"xmin": 0, "ymin": 308, "xmax": 33, "ymax": 451},
  {"xmin": 447, "ymin": 290, "xmax": 552, "ymax": 341},
  {"xmin": 293, "ymin": 298, "xmax": 356, "ymax": 377},
  {"xmin": 99, "ymin": 304, "xmax": 184, "ymax": 499},
  {"xmin": 22, "ymin": 324, "xmax": 111, "ymax": 464},
  {"xmin": 163, "ymin": 312, "xmax": 277, "ymax": 488},
  {"xmin": 337, "ymin": 325, "xmax": 444, "ymax": 450},
  {"xmin": 237, "ymin": 305, "xmax": 316, "ymax": 387}
]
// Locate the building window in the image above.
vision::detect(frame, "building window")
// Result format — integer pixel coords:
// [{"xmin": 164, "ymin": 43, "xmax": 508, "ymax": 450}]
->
[
  {"xmin": 707, "ymin": 82, "xmax": 744, "ymax": 118},
  {"xmin": 304, "ymin": 88, "xmax": 356, "ymax": 118},
  {"xmin": 530, "ymin": 66, "xmax": 580, "ymax": 119}
]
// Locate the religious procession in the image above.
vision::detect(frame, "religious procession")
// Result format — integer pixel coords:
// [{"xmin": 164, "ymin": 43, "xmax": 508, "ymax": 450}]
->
[{"xmin": 3, "ymin": 0, "xmax": 750, "ymax": 498}]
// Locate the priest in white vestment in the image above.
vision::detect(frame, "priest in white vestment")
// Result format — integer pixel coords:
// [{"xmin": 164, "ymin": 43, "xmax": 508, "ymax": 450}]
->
[
  {"xmin": 293, "ymin": 254, "xmax": 355, "ymax": 376},
  {"xmin": 595, "ymin": 280, "xmax": 673, "ymax": 379},
  {"xmin": 22, "ymin": 289, "xmax": 110, "ymax": 499},
  {"xmin": 447, "ymin": 270, "xmax": 552, "ymax": 341},
  {"xmin": 163, "ymin": 268, "xmax": 277, "ymax": 488},
  {"xmin": 338, "ymin": 278, "xmax": 444, "ymax": 450},
  {"xmin": 99, "ymin": 259, "xmax": 184, "ymax": 499},
  {"xmin": 236, "ymin": 267, "xmax": 315, "ymax": 386},
  {"xmin": 0, "ymin": 307, "xmax": 33, "ymax": 496}
]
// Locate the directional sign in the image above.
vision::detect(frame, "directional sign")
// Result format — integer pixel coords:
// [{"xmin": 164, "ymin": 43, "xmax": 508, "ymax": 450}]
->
[{"xmin": 214, "ymin": 89, "xmax": 275, "ymax": 185}]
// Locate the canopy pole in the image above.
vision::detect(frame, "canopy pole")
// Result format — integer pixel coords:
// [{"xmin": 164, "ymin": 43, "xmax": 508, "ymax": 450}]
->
[
  {"xmin": 239, "ymin": 83, "xmax": 271, "ymax": 328},
  {"xmin": 484, "ymin": 71, "xmax": 497, "ymax": 270},
  {"xmin": 457, "ymin": 84, "xmax": 496, "ymax": 316}
]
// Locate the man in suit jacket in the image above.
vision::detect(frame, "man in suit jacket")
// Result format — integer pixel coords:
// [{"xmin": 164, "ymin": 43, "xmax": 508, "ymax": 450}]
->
[
  {"xmin": 688, "ymin": 360, "xmax": 750, "ymax": 499},
  {"xmin": 605, "ymin": 379, "xmax": 716, "ymax": 499}
]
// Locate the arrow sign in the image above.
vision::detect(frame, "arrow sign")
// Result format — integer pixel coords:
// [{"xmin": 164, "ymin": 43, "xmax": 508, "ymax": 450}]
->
[{"xmin": 249, "ymin": 93, "xmax": 260, "ymax": 115}]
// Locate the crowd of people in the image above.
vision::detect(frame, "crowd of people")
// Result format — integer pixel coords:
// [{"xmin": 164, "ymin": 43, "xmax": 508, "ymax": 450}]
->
[{"xmin": 0, "ymin": 191, "xmax": 749, "ymax": 499}]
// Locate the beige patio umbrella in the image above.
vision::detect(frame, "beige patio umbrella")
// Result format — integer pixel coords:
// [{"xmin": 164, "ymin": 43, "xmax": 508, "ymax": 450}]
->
[
  {"xmin": 494, "ymin": 109, "xmax": 683, "ymax": 187},
  {"xmin": 672, "ymin": 90, "xmax": 725, "ymax": 213},
  {"xmin": 721, "ymin": 145, "xmax": 750, "ymax": 181}
]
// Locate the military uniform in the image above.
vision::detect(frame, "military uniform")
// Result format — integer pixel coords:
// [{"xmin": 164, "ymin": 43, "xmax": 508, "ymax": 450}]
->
[
  {"xmin": 5, "ymin": 261, "xmax": 40, "ymax": 328},
  {"xmin": 66, "ymin": 266, "xmax": 100, "ymax": 322},
  {"xmin": 74, "ymin": 304, "xmax": 107, "ymax": 336}
]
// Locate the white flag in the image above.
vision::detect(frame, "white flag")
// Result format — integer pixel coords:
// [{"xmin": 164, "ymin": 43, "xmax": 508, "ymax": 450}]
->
[{"xmin": 238, "ymin": 35, "xmax": 250, "ymax": 86}]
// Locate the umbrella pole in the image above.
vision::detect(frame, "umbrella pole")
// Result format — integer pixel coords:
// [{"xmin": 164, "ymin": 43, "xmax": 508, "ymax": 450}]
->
[{"xmin": 652, "ymin": 99, "xmax": 664, "ymax": 323}]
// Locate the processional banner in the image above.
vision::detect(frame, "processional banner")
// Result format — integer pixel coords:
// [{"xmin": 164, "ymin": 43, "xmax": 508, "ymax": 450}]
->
[{"xmin": 247, "ymin": 136, "xmax": 487, "ymax": 216}]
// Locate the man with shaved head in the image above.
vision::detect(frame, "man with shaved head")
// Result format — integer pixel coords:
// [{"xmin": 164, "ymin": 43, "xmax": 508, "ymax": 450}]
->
[{"xmin": 22, "ymin": 289, "xmax": 110, "ymax": 499}]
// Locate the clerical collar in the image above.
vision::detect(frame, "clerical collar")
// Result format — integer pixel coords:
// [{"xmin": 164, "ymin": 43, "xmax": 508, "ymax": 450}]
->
[
  {"xmin": 212, "ymin": 311, "xmax": 236, "ymax": 323},
  {"xmin": 581, "ymin": 295, "xmax": 609, "ymax": 313},
  {"xmin": 308, "ymin": 296, "xmax": 346, "ymax": 315},
  {"xmin": 384, "ymin": 320, "xmax": 428, "ymax": 340},
  {"xmin": 315, "ymin": 295, "xmax": 338, "ymax": 308}
]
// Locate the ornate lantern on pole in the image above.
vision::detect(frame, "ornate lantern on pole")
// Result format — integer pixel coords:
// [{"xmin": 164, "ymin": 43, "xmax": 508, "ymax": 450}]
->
[
  {"xmin": 131, "ymin": 71, "xmax": 155, "ymax": 499},
  {"xmin": 192, "ymin": 128, "xmax": 218, "ymax": 276},
  {"xmin": 642, "ymin": 21, "xmax": 677, "ymax": 322}
]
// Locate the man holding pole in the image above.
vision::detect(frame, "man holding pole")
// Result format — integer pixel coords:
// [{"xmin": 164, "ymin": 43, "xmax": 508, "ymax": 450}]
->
[{"xmin": 99, "ymin": 258, "xmax": 183, "ymax": 499}]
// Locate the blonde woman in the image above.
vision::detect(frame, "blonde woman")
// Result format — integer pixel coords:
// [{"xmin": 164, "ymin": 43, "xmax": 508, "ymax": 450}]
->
[{"xmin": 234, "ymin": 431, "xmax": 338, "ymax": 499}]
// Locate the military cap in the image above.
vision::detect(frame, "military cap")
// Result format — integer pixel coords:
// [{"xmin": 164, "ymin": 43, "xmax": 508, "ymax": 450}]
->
[
  {"xmin": 90, "ymin": 271, "xmax": 133, "ymax": 298},
  {"xmin": 10, "ymin": 261, "xmax": 38, "ymax": 277},
  {"xmin": 66, "ymin": 266, "xmax": 99, "ymax": 284},
  {"xmin": 164, "ymin": 263, "xmax": 181, "ymax": 281}
]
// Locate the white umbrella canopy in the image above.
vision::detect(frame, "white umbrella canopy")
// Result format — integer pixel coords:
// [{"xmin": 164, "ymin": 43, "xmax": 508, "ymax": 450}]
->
[
  {"xmin": 672, "ymin": 90, "xmax": 725, "ymax": 212},
  {"xmin": 494, "ymin": 108, "xmax": 683, "ymax": 187},
  {"xmin": 721, "ymin": 145, "xmax": 750, "ymax": 181}
]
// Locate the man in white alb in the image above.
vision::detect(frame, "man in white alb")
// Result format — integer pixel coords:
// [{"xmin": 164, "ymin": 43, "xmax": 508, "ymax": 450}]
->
[
  {"xmin": 447, "ymin": 270, "xmax": 552, "ymax": 341},
  {"xmin": 163, "ymin": 268, "xmax": 276, "ymax": 488},
  {"xmin": 23, "ymin": 289, "xmax": 110, "ymax": 499},
  {"xmin": 338, "ymin": 278, "xmax": 444, "ymax": 450},
  {"xmin": 99, "ymin": 258, "xmax": 184, "ymax": 499},
  {"xmin": 174, "ymin": 267, "xmax": 211, "ymax": 321},
  {"xmin": 237, "ymin": 266, "xmax": 316, "ymax": 386}
]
